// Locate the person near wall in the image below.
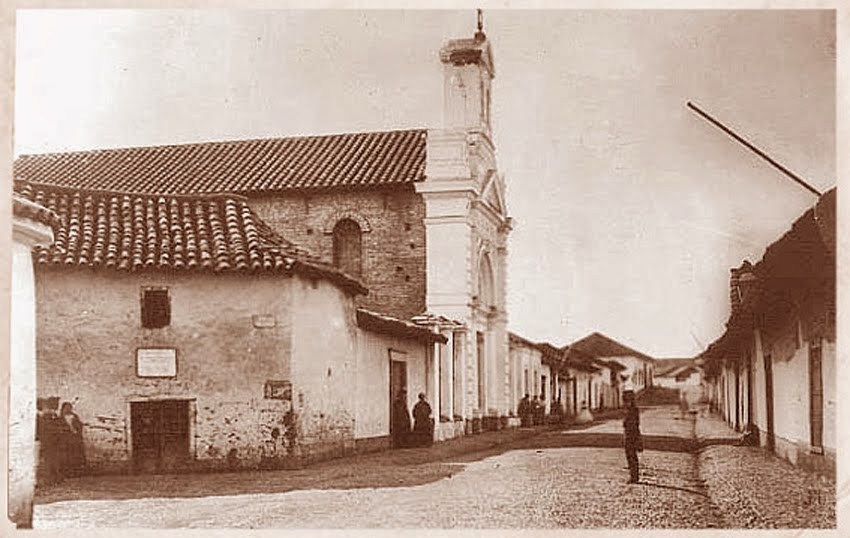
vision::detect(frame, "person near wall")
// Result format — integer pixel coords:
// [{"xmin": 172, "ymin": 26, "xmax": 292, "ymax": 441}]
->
[
  {"xmin": 392, "ymin": 390, "xmax": 412, "ymax": 448},
  {"xmin": 58, "ymin": 402, "xmax": 86, "ymax": 477},
  {"xmin": 283, "ymin": 408, "xmax": 298, "ymax": 456},
  {"xmin": 532, "ymin": 395, "xmax": 544, "ymax": 426},
  {"xmin": 35, "ymin": 397, "xmax": 62, "ymax": 486},
  {"xmin": 623, "ymin": 390, "xmax": 643, "ymax": 484},
  {"xmin": 412, "ymin": 393, "xmax": 434, "ymax": 447},
  {"xmin": 518, "ymin": 394, "xmax": 532, "ymax": 427}
]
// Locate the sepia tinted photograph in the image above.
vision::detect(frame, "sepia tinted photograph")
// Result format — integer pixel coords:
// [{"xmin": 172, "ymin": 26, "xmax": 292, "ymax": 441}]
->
[{"xmin": 5, "ymin": 6, "xmax": 838, "ymax": 531}]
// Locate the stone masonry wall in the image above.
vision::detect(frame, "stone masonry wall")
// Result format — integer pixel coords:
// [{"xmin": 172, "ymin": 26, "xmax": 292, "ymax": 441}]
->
[{"xmin": 248, "ymin": 186, "xmax": 427, "ymax": 320}]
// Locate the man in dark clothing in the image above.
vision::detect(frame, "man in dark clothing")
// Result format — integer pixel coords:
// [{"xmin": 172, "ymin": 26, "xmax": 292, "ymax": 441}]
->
[
  {"xmin": 412, "ymin": 392, "xmax": 434, "ymax": 447},
  {"xmin": 531, "ymin": 396, "xmax": 543, "ymax": 425},
  {"xmin": 36, "ymin": 397, "xmax": 61, "ymax": 486},
  {"xmin": 392, "ymin": 390, "xmax": 411, "ymax": 448},
  {"xmin": 518, "ymin": 394, "xmax": 532, "ymax": 427},
  {"xmin": 623, "ymin": 390, "xmax": 643, "ymax": 483}
]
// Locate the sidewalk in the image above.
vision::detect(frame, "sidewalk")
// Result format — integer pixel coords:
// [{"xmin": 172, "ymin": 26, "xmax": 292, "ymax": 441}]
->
[{"xmin": 693, "ymin": 409, "xmax": 835, "ymax": 528}]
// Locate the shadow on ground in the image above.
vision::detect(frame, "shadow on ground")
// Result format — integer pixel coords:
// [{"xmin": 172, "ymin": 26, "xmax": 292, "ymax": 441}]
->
[{"xmin": 35, "ymin": 415, "xmax": 738, "ymax": 505}]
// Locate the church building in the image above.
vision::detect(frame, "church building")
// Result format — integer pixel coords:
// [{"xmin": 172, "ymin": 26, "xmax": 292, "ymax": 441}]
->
[{"xmin": 15, "ymin": 25, "xmax": 514, "ymax": 442}]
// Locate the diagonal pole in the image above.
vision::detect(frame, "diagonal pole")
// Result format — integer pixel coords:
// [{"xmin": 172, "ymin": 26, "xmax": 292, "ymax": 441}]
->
[{"xmin": 686, "ymin": 101, "xmax": 821, "ymax": 197}]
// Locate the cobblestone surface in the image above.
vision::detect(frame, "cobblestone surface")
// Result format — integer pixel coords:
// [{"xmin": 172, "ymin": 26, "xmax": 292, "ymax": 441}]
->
[
  {"xmin": 31, "ymin": 405, "xmax": 835, "ymax": 529},
  {"xmin": 698, "ymin": 445, "xmax": 835, "ymax": 528},
  {"xmin": 34, "ymin": 447, "xmax": 719, "ymax": 529}
]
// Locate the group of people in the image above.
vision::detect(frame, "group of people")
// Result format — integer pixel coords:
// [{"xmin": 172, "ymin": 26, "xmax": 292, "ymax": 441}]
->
[
  {"xmin": 516, "ymin": 394, "xmax": 547, "ymax": 427},
  {"xmin": 392, "ymin": 390, "xmax": 434, "ymax": 448},
  {"xmin": 36, "ymin": 398, "xmax": 86, "ymax": 485}
]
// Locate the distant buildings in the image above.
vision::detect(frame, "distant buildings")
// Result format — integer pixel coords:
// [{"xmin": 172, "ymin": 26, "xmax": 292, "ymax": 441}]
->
[
  {"xmin": 567, "ymin": 332, "xmax": 656, "ymax": 394},
  {"xmin": 507, "ymin": 331, "xmax": 654, "ymax": 420},
  {"xmin": 701, "ymin": 188, "xmax": 836, "ymax": 475},
  {"xmin": 654, "ymin": 358, "xmax": 703, "ymax": 390}
]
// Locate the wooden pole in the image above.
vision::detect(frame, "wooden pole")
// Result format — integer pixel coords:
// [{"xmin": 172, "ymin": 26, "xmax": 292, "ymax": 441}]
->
[{"xmin": 686, "ymin": 101, "xmax": 821, "ymax": 197}]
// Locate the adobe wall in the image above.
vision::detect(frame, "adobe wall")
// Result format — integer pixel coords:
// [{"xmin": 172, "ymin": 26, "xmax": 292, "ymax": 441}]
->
[
  {"xmin": 353, "ymin": 329, "xmax": 428, "ymax": 441},
  {"xmin": 34, "ymin": 266, "xmax": 358, "ymax": 473}
]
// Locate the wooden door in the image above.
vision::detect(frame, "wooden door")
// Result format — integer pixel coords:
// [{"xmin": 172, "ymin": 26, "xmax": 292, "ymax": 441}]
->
[
  {"xmin": 571, "ymin": 377, "xmax": 577, "ymax": 415},
  {"xmin": 746, "ymin": 353, "xmax": 754, "ymax": 429},
  {"xmin": 389, "ymin": 359, "xmax": 407, "ymax": 440},
  {"xmin": 809, "ymin": 341, "xmax": 824, "ymax": 451},
  {"xmin": 131, "ymin": 400, "xmax": 190, "ymax": 473},
  {"xmin": 764, "ymin": 354, "xmax": 775, "ymax": 451}
]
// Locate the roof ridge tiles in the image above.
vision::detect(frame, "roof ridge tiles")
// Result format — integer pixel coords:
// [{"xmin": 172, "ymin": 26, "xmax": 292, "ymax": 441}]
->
[
  {"xmin": 15, "ymin": 129, "xmax": 429, "ymax": 194},
  {"xmin": 16, "ymin": 180, "xmax": 252, "ymax": 204},
  {"xmin": 16, "ymin": 127, "xmax": 429, "ymax": 160}
]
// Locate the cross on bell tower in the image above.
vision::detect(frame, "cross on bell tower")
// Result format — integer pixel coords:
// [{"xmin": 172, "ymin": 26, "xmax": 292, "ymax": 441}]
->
[{"xmin": 476, "ymin": 9, "xmax": 485, "ymax": 40}]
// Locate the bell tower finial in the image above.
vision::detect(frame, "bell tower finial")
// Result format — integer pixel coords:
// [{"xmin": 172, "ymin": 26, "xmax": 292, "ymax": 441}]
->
[{"xmin": 476, "ymin": 9, "xmax": 485, "ymax": 40}]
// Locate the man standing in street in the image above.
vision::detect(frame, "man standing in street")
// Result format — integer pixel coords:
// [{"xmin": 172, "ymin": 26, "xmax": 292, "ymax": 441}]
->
[{"xmin": 623, "ymin": 389, "xmax": 643, "ymax": 483}]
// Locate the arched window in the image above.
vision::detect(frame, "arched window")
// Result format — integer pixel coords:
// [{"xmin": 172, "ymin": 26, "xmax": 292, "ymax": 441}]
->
[
  {"xmin": 478, "ymin": 253, "xmax": 495, "ymax": 309},
  {"xmin": 332, "ymin": 219, "xmax": 362, "ymax": 278}
]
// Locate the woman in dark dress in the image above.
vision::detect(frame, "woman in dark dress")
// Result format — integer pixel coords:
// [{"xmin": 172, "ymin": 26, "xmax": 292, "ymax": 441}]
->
[
  {"xmin": 58, "ymin": 402, "xmax": 86, "ymax": 477},
  {"xmin": 412, "ymin": 392, "xmax": 434, "ymax": 447}
]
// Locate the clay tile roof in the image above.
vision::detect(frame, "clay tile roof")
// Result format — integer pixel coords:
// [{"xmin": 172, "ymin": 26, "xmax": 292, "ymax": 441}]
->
[
  {"xmin": 654, "ymin": 358, "xmax": 698, "ymax": 377},
  {"xmin": 14, "ymin": 129, "xmax": 428, "ymax": 195},
  {"xmin": 357, "ymin": 309, "xmax": 448, "ymax": 344},
  {"xmin": 14, "ymin": 180, "xmax": 367, "ymax": 295},
  {"xmin": 602, "ymin": 359, "xmax": 628, "ymax": 372},
  {"xmin": 568, "ymin": 332, "xmax": 654, "ymax": 363}
]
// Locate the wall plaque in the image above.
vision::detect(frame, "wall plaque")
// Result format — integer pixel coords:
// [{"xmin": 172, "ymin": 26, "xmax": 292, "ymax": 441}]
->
[
  {"xmin": 264, "ymin": 380, "xmax": 292, "ymax": 400},
  {"xmin": 252, "ymin": 314, "xmax": 277, "ymax": 328},
  {"xmin": 136, "ymin": 348, "xmax": 177, "ymax": 378}
]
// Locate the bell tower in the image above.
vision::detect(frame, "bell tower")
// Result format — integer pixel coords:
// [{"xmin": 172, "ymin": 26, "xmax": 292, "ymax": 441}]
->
[
  {"xmin": 418, "ymin": 12, "xmax": 512, "ymax": 422},
  {"xmin": 439, "ymin": 9, "xmax": 495, "ymax": 136}
]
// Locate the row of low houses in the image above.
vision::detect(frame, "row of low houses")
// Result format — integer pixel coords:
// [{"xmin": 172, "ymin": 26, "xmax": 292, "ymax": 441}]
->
[
  {"xmin": 700, "ymin": 188, "xmax": 836, "ymax": 476},
  {"xmin": 508, "ymin": 331, "xmax": 656, "ymax": 419}
]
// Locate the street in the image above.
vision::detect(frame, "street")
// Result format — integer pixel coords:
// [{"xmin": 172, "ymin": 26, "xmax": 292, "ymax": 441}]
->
[{"xmin": 31, "ymin": 405, "xmax": 834, "ymax": 529}]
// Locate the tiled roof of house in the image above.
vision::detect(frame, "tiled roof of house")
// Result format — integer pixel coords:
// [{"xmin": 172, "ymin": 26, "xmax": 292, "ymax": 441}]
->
[
  {"xmin": 357, "ymin": 309, "xmax": 448, "ymax": 344},
  {"xmin": 14, "ymin": 129, "xmax": 428, "ymax": 194},
  {"xmin": 568, "ymin": 332, "xmax": 654, "ymax": 363},
  {"xmin": 655, "ymin": 358, "xmax": 698, "ymax": 377},
  {"xmin": 561, "ymin": 346, "xmax": 601, "ymax": 373},
  {"xmin": 14, "ymin": 181, "xmax": 367, "ymax": 295},
  {"xmin": 701, "ymin": 187, "xmax": 836, "ymax": 371},
  {"xmin": 602, "ymin": 359, "xmax": 627, "ymax": 372}
]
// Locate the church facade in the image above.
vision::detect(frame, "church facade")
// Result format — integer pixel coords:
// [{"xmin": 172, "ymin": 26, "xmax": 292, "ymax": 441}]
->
[{"xmin": 15, "ymin": 28, "xmax": 514, "ymax": 440}]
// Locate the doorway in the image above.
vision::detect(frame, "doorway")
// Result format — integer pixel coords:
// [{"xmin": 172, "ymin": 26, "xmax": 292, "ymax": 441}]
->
[
  {"xmin": 131, "ymin": 399, "xmax": 190, "ymax": 474},
  {"xmin": 570, "ymin": 377, "xmax": 577, "ymax": 415},
  {"xmin": 764, "ymin": 354, "xmax": 775, "ymax": 451},
  {"xmin": 389, "ymin": 358, "xmax": 407, "ymax": 446},
  {"xmin": 809, "ymin": 341, "xmax": 824, "ymax": 452}
]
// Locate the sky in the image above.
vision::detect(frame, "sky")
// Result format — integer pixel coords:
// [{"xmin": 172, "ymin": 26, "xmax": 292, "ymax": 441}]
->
[{"xmin": 14, "ymin": 9, "xmax": 836, "ymax": 358}]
